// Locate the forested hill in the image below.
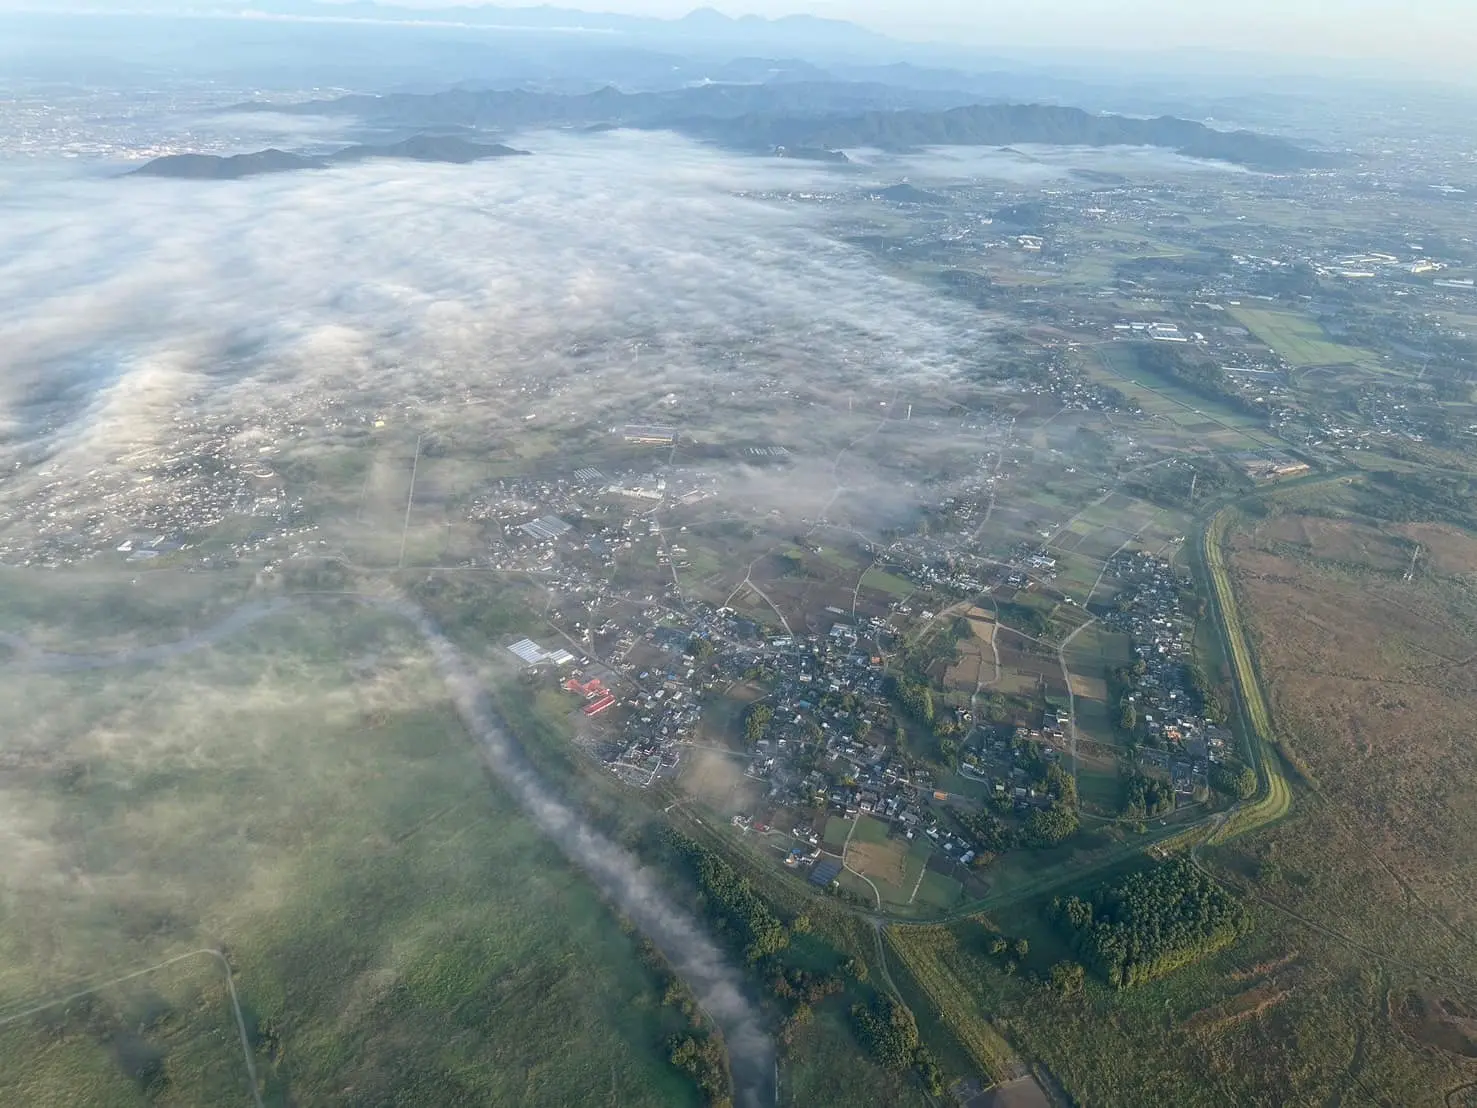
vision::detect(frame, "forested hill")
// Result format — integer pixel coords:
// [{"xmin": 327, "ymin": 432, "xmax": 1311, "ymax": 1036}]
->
[
  {"xmin": 242, "ymin": 85, "xmax": 1331, "ymax": 171},
  {"xmin": 131, "ymin": 136, "xmax": 530, "ymax": 180},
  {"xmin": 696, "ymin": 103, "xmax": 1325, "ymax": 170}
]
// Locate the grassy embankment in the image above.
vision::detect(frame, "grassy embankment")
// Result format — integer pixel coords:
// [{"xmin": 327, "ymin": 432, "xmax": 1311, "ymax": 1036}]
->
[{"xmin": 1198, "ymin": 507, "xmax": 1293, "ymax": 840}]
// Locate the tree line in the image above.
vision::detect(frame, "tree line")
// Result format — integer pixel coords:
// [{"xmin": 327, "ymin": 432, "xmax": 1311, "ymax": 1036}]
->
[{"xmin": 665, "ymin": 831, "xmax": 790, "ymax": 962}]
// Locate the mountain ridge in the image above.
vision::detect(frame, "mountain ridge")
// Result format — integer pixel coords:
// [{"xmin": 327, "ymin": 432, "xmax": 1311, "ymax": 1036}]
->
[{"xmin": 235, "ymin": 86, "xmax": 1331, "ymax": 171}]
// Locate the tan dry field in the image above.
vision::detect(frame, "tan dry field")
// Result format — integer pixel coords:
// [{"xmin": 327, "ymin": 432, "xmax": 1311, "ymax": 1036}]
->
[
  {"xmin": 1394, "ymin": 523, "xmax": 1477, "ymax": 576},
  {"xmin": 1254, "ymin": 513, "xmax": 1414, "ymax": 573},
  {"xmin": 1394, "ymin": 992, "xmax": 1477, "ymax": 1059},
  {"xmin": 1258, "ymin": 515, "xmax": 1477, "ymax": 579},
  {"xmin": 1067, "ymin": 674, "xmax": 1108, "ymax": 700},
  {"xmin": 1226, "ymin": 512, "xmax": 1477, "ymax": 979},
  {"xmin": 945, "ymin": 613, "xmax": 999, "ymax": 693},
  {"xmin": 945, "ymin": 652, "xmax": 986, "ymax": 692},
  {"xmin": 846, "ymin": 839, "xmax": 909, "ymax": 887}
]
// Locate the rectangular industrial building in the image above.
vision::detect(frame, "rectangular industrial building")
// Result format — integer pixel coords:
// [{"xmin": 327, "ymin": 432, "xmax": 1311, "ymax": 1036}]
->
[
  {"xmin": 507, "ymin": 639, "xmax": 576, "ymax": 668},
  {"xmin": 517, "ymin": 515, "xmax": 573, "ymax": 542},
  {"xmin": 622, "ymin": 425, "xmax": 677, "ymax": 446}
]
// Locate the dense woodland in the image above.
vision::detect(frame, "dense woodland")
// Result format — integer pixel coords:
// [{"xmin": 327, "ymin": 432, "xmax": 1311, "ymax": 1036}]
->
[
  {"xmin": 886, "ymin": 675, "xmax": 936, "ymax": 727},
  {"xmin": 1023, "ymin": 763, "xmax": 1081, "ymax": 847},
  {"xmin": 1050, "ymin": 858, "xmax": 1251, "ymax": 987},
  {"xmin": 742, "ymin": 702, "xmax": 773, "ymax": 746},
  {"xmin": 1130, "ymin": 344, "xmax": 1267, "ymax": 417},
  {"xmin": 1118, "ymin": 772, "xmax": 1175, "ymax": 819},
  {"xmin": 1210, "ymin": 762, "xmax": 1258, "ymax": 801},
  {"xmin": 850, "ymin": 996, "xmax": 944, "ymax": 1094}
]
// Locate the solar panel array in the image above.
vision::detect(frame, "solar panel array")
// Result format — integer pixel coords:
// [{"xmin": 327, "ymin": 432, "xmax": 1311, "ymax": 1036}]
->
[{"xmin": 809, "ymin": 859, "xmax": 843, "ymax": 886}]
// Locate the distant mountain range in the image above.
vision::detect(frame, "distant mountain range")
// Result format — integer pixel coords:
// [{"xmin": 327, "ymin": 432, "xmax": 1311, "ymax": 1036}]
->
[
  {"xmin": 240, "ymin": 85, "xmax": 1331, "ymax": 171},
  {"xmin": 131, "ymin": 135, "xmax": 530, "ymax": 180},
  {"xmin": 215, "ymin": 1, "xmax": 897, "ymax": 56}
]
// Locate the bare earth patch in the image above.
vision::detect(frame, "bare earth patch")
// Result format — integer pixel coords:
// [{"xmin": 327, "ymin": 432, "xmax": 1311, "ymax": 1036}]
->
[{"xmin": 846, "ymin": 839, "xmax": 908, "ymax": 886}]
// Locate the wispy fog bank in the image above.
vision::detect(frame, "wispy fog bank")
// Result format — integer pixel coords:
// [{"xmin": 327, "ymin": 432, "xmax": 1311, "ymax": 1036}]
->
[{"xmin": 0, "ymin": 129, "xmax": 990, "ymax": 533}]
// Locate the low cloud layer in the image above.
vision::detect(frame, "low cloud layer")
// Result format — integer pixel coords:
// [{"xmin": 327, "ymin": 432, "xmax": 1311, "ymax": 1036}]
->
[{"xmin": 0, "ymin": 127, "xmax": 995, "ymax": 542}]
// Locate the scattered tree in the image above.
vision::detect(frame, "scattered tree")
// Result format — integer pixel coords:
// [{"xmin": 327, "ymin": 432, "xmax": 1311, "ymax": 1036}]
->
[
  {"xmin": 668, "ymin": 1033, "xmax": 731, "ymax": 1108},
  {"xmin": 1048, "ymin": 960, "xmax": 1086, "ymax": 996}
]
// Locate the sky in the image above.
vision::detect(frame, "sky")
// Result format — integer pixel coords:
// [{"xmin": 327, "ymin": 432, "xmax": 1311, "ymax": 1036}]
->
[
  {"xmin": 338, "ymin": 0, "xmax": 1475, "ymax": 67},
  {"xmin": 3, "ymin": 0, "xmax": 1475, "ymax": 74}
]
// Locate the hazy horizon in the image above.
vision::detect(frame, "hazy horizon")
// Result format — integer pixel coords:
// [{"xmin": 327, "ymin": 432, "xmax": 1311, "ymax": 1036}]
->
[{"xmin": 4, "ymin": 0, "xmax": 1472, "ymax": 80}]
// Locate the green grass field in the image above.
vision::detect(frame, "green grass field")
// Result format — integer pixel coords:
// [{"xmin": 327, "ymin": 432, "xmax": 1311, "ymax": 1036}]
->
[
  {"xmin": 1228, "ymin": 307, "xmax": 1382, "ymax": 369},
  {"xmin": 780, "ymin": 1004, "xmax": 933, "ymax": 1108},
  {"xmin": 1199, "ymin": 507, "xmax": 1293, "ymax": 839},
  {"xmin": 0, "ymin": 599, "xmax": 693, "ymax": 1107},
  {"xmin": 823, "ymin": 816, "xmax": 855, "ymax": 849},
  {"xmin": 0, "ymin": 954, "xmax": 255, "ymax": 1108},
  {"xmin": 890, "ymin": 899, "xmax": 1470, "ymax": 1106},
  {"xmin": 914, "ymin": 872, "xmax": 964, "ymax": 912},
  {"xmin": 1091, "ymin": 347, "xmax": 1282, "ymax": 449},
  {"xmin": 813, "ymin": 546, "xmax": 862, "ymax": 571},
  {"xmin": 860, "ymin": 568, "xmax": 917, "ymax": 598},
  {"xmin": 1076, "ymin": 767, "xmax": 1124, "ymax": 815},
  {"xmin": 851, "ymin": 814, "xmax": 892, "ymax": 845}
]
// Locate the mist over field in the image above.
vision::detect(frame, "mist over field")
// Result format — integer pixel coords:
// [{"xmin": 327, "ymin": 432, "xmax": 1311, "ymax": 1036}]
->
[
  {"xmin": 0, "ymin": 127, "xmax": 997, "ymax": 539},
  {"xmin": 845, "ymin": 142, "xmax": 1256, "ymax": 183}
]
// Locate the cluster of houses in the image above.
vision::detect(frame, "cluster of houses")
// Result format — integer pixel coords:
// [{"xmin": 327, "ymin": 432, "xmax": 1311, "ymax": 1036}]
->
[{"xmin": 1101, "ymin": 553, "xmax": 1220, "ymax": 796}]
